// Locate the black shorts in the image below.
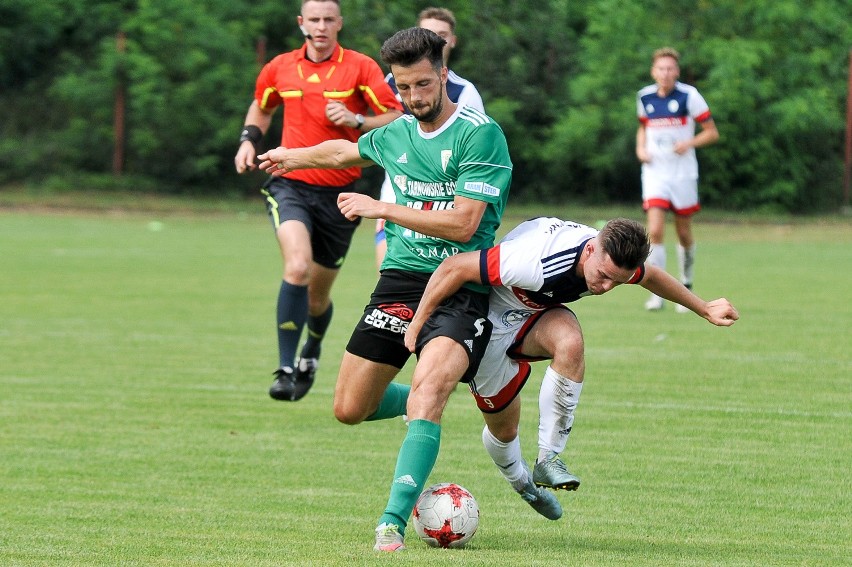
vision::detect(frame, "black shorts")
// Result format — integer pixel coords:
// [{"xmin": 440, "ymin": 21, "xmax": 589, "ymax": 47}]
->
[
  {"xmin": 261, "ymin": 177, "xmax": 361, "ymax": 269},
  {"xmin": 346, "ymin": 269, "xmax": 493, "ymax": 383}
]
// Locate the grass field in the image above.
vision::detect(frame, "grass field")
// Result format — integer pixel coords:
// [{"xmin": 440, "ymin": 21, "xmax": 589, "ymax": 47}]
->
[{"xmin": 1, "ymin": 198, "xmax": 850, "ymax": 566}]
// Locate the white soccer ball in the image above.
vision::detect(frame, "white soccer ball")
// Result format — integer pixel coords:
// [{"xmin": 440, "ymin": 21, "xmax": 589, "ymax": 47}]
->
[{"xmin": 412, "ymin": 482, "xmax": 479, "ymax": 548}]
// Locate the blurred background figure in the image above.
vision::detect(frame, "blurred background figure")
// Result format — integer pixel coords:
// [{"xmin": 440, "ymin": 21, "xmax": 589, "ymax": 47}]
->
[{"xmin": 636, "ymin": 47, "xmax": 718, "ymax": 312}]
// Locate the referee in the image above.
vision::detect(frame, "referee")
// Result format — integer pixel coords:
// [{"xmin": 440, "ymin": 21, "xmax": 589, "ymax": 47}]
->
[{"xmin": 234, "ymin": 0, "xmax": 402, "ymax": 401}]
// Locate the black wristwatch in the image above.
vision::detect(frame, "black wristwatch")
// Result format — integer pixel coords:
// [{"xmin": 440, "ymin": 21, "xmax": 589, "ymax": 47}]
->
[{"xmin": 354, "ymin": 114, "xmax": 365, "ymax": 130}]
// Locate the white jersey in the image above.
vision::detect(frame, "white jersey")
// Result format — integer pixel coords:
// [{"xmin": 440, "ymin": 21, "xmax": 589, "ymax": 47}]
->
[
  {"xmin": 482, "ymin": 218, "xmax": 596, "ymax": 336},
  {"xmin": 444, "ymin": 70, "xmax": 485, "ymax": 114},
  {"xmin": 479, "ymin": 217, "xmax": 642, "ymax": 334},
  {"xmin": 637, "ymin": 81, "xmax": 712, "ymax": 180}
]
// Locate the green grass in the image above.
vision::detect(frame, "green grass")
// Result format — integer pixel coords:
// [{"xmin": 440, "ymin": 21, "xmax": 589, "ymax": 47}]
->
[{"xmin": 1, "ymin": 198, "xmax": 850, "ymax": 566}]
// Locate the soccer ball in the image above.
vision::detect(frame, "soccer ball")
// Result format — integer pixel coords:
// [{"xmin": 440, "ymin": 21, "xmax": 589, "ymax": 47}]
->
[{"xmin": 412, "ymin": 483, "xmax": 479, "ymax": 548}]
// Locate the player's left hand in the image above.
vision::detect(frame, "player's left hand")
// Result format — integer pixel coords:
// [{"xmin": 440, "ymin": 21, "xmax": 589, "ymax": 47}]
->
[
  {"xmin": 703, "ymin": 298, "xmax": 739, "ymax": 326},
  {"xmin": 337, "ymin": 192, "xmax": 384, "ymax": 221},
  {"xmin": 404, "ymin": 318, "xmax": 422, "ymax": 353}
]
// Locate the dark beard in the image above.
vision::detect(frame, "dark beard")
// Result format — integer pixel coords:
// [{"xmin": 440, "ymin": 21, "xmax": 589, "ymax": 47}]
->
[{"xmin": 411, "ymin": 95, "xmax": 444, "ymax": 124}]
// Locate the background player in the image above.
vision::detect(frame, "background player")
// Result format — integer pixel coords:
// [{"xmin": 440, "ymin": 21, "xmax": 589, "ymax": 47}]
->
[
  {"xmin": 234, "ymin": 0, "xmax": 402, "ymax": 401},
  {"xmin": 636, "ymin": 47, "xmax": 719, "ymax": 312}
]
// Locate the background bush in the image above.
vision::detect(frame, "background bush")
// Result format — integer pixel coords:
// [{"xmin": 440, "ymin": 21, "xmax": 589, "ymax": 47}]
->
[{"xmin": 1, "ymin": 0, "xmax": 850, "ymax": 211}]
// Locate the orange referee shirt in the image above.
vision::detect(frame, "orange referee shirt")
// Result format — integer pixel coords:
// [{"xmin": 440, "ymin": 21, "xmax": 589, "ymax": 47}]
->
[{"xmin": 255, "ymin": 44, "xmax": 402, "ymax": 188}]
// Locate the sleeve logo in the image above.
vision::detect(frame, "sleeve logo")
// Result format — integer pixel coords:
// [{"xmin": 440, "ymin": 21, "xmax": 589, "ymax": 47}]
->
[{"xmin": 463, "ymin": 182, "xmax": 500, "ymax": 197}]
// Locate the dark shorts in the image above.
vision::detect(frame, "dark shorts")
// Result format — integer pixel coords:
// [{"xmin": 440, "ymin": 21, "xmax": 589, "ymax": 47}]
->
[
  {"xmin": 346, "ymin": 270, "xmax": 493, "ymax": 383},
  {"xmin": 261, "ymin": 177, "xmax": 361, "ymax": 269}
]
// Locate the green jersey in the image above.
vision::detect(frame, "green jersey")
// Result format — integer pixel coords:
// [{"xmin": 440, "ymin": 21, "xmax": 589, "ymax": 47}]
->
[{"xmin": 359, "ymin": 104, "xmax": 512, "ymax": 289}]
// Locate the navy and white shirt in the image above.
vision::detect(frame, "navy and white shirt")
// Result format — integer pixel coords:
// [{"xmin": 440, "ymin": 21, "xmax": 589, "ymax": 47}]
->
[
  {"xmin": 478, "ymin": 218, "xmax": 644, "ymax": 329},
  {"xmin": 637, "ymin": 81, "xmax": 712, "ymax": 180}
]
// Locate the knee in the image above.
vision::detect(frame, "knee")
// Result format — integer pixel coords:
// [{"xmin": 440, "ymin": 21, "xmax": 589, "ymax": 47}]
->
[
  {"xmin": 307, "ymin": 295, "xmax": 331, "ymax": 314},
  {"xmin": 283, "ymin": 260, "xmax": 311, "ymax": 285},
  {"xmin": 551, "ymin": 333, "xmax": 585, "ymax": 368},
  {"xmin": 648, "ymin": 228, "xmax": 665, "ymax": 244},
  {"xmin": 488, "ymin": 423, "xmax": 518, "ymax": 443},
  {"xmin": 333, "ymin": 400, "xmax": 367, "ymax": 425}
]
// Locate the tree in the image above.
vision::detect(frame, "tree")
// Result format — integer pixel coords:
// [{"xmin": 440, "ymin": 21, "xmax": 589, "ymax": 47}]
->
[{"xmin": 1, "ymin": 0, "xmax": 849, "ymax": 211}]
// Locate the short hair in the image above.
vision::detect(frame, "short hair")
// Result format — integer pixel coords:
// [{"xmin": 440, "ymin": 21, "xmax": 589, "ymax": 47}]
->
[
  {"xmin": 417, "ymin": 7, "xmax": 456, "ymax": 32},
  {"xmin": 380, "ymin": 27, "xmax": 446, "ymax": 73},
  {"xmin": 598, "ymin": 218, "xmax": 650, "ymax": 270},
  {"xmin": 652, "ymin": 47, "xmax": 680, "ymax": 65}
]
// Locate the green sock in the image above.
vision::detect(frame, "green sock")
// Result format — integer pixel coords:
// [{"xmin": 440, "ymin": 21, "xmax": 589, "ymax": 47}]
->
[
  {"xmin": 378, "ymin": 419, "xmax": 441, "ymax": 533},
  {"xmin": 365, "ymin": 383, "xmax": 410, "ymax": 421}
]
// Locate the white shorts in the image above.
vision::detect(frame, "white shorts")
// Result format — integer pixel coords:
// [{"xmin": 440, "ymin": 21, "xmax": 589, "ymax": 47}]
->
[
  {"xmin": 467, "ymin": 306, "xmax": 566, "ymax": 413},
  {"xmin": 641, "ymin": 175, "xmax": 700, "ymax": 215}
]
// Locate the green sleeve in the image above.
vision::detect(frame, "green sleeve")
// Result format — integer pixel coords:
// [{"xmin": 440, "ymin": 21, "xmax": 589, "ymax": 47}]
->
[{"xmin": 455, "ymin": 123, "xmax": 513, "ymax": 204}]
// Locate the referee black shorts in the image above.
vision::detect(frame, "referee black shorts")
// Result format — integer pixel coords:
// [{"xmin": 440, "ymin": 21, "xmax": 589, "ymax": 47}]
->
[
  {"xmin": 261, "ymin": 176, "xmax": 361, "ymax": 269},
  {"xmin": 346, "ymin": 269, "xmax": 493, "ymax": 383}
]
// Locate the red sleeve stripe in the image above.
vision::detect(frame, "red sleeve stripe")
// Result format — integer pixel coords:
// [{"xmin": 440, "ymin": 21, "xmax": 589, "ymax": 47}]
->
[
  {"xmin": 480, "ymin": 247, "xmax": 502, "ymax": 286},
  {"xmin": 695, "ymin": 110, "xmax": 712, "ymax": 123},
  {"xmin": 628, "ymin": 264, "xmax": 646, "ymax": 285}
]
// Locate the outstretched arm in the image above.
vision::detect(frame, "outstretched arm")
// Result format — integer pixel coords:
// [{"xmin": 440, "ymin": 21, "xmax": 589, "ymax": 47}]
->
[
  {"xmin": 641, "ymin": 265, "xmax": 739, "ymax": 326},
  {"xmin": 404, "ymin": 251, "xmax": 484, "ymax": 352},
  {"xmin": 257, "ymin": 139, "xmax": 373, "ymax": 175}
]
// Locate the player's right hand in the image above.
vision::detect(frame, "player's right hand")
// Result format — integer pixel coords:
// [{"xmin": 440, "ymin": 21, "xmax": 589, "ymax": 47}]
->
[
  {"xmin": 257, "ymin": 147, "xmax": 292, "ymax": 177},
  {"xmin": 704, "ymin": 298, "xmax": 739, "ymax": 326}
]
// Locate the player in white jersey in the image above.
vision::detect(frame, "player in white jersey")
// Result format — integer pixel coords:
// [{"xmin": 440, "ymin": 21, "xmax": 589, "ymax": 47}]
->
[
  {"xmin": 636, "ymin": 47, "xmax": 719, "ymax": 312},
  {"xmin": 405, "ymin": 217, "xmax": 738, "ymax": 499},
  {"xmin": 375, "ymin": 7, "xmax": 485, "ymax": 269}
]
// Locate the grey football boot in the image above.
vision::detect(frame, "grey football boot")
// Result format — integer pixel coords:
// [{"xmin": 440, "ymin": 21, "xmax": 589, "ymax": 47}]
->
[{"xmin": 533, "ymin": 451, "xmax": 581, "ymax": 491}]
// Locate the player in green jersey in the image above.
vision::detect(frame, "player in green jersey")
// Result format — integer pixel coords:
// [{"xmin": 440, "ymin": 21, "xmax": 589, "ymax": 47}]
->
[{"xmin": 259, "ymin": 27, "xmax": 547, "ymax": 552}]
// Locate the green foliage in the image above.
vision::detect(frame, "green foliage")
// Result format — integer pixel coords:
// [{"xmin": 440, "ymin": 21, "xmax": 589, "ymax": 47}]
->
[
  {"xmin": 1, "ymin": 0, "xmax": 850, "ymax": 210},
  {"xmin": 524, "ymin": 0, "xmax": 850, "ymax": 210},
  {"xmin": 691, "ymin": 0, "xmax": 850, "ymax": 211},
  {"xmin": 113, "ymin": 0, "xmax": 261, "ymax": 184}
]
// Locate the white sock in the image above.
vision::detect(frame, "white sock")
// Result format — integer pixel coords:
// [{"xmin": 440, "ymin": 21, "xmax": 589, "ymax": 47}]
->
[
  {"xmin": 482, "ymin": 425, "xmax": 527, "ymax": 490},
  {"xmin": 677, "ymin": 244, "xmax": 695, "ymax": 286},
  {"xmin": 537, "ymin": 365, "xmax": 583, "ymax": 463},
  {"xmin": 648, "ymin": 243, "xmax": 666, "ymax": 270},
  {"xmin": 647, "ymin": 244, "xmax": 667, "ymax": 299}
]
